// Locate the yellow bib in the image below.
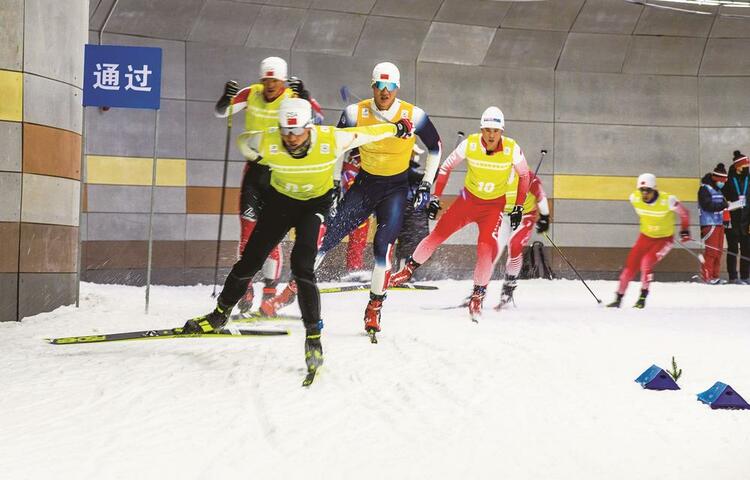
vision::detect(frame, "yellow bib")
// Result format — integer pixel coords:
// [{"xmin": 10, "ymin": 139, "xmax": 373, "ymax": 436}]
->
[
  {"xmin": 356, "ymin": 99, "xmax": 415, "ymax": 176},
  {"xmin": 630, "ymin": 190, "xmax": 675, "ymax": 238},
  {"xmin": 504, "ymin": 171, "xmax": 537, "ymax": 213},
  {"xmin": 244, "ymin": 85, "xmax": 295, "ymax": 165},
  {"xmin": 261, "ymin": 126, "xmax": 337, "ymax": 201},
  {"xmin": 464, "ymin": 133, "xmax": 516, "ymax": 200}
]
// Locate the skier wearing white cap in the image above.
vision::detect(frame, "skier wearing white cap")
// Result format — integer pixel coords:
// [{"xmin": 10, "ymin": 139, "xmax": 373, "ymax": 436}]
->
[
  {"xmin": 213, "ymin": 56, "xmax": 323, "ymax": 318},
  {"xmin": 389, "ymin": 106, "xmax": 530, "ymax": 322},
  {"xmin": 607, "ymin": 173, "xmax": 691, "ymax": 309},
  {"xmin": 183, "ymin": 98, "xmax": 414, "ymax": 380},
  {"xmin": 263, "ymin": 61, "xmax": 443, "ymax": 342}
]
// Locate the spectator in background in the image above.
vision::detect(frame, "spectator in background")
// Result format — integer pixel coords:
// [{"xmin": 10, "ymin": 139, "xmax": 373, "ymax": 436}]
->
[
  {"xmin": 698, "ymin": 163, "xmax": 728, "ymax": 284},
  {"xmin": 722, "ymin": 151, "xmax": 750, "ymax": 284}
]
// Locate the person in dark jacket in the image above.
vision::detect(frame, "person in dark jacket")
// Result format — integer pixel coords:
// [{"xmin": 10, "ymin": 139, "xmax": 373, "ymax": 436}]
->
[
  {"xmin": 698, "ymin": 163, "xmax": 728, "ymax": 283},
  {"xmin": 722, "ymin": 151, "xmax": 750, "ymax": 284}
]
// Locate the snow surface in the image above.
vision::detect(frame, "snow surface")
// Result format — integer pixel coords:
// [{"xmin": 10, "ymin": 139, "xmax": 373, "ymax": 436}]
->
[{"xmin": 2, "ymin": 279, "xmax": 749, "ymax": 480}]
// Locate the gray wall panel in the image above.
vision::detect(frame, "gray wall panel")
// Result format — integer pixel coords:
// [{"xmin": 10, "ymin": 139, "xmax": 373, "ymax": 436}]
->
[
  {"xmin": 699, "ymin": 77, "xmax": 750, "ymax": 127},
  {"xmin": 246, "ymin": 6, "xmax": 306, "ymax": 50},
  {"xmin": 0, "ymin": 0, "xmax": 23, "ymax": 71},
  {"xmin": 354, "ymin": 16, "xmax": 430, "ymax": 61},
  {"xmin": 623, "ymin": 36, "xmax": 705, "ymax": 76},
  {"xmin": 571, "ymin": 0, "xmax": 642, "ymax": 34},
  {"xmin": 557, "ymin": 33, "xmax": 630, "ymax": 73},
  {"xmin": 294, "ymin": 10, "xmax": 366, "ymax": 56},
  {"xmin": 86, "ymin": 106, "xmax": 156, "ymax": 157},
  {"xmin": 312, "ymin": 0, "xmax": 376, "ymax": 14},
  {"xmin": 371, "ymin": 0, "xmax": 443, "ymax": 21},
  {"xmin": 158, "ymin": 99, "xmax": 186, "ymax": 159},
  {"xmin": 435, "ymin": 0, "xmax": 511, "ymax": 27},
  {"xmin": 419, "ymin": 23, "xmax": 496, "ymax": 66},
  {"xmin": 0, "ymin": 122, "xmax": 21, "ymax": 172},
  {"xmin": 555, "ymin": 123, "xmax": 699, "ymax": 177},
  {"xmin": 700, "ymin": 38, "xmax": 750, "ymax": 76},
  {"xmin": 266, "ymin": 0, "xmax": 312, "ymax": 7},
  {"xmin": 554, "ymin": 223, "xmax": 642, "ymax": 248},
  {"xmin": 418, "ymin": 63, "xmax": 554, "ymax": 122},
  {"xmin": 87, "ymin": 185, "xmax": 186, "ymax": 213},
  {"xmin": 0, "ymin": 172, "xmax": 21, "ymax": 222},
  {"xmin": 186, "ymin": 101, "xmax": 245, "ymax": 161},
  {"xmin": 18, "ymin": 273, "xmax": 76, "ymax": 318},
  {"xmin": 102, "ymin": 33, "xmax": 186, "ymax": 100},
  {"xmin": 23, "ymin": 0, "xmax": 87, "ymax": 88},
  {"xmin": 634, "ymin": 6, "xmax": 715, "ymax": 37},
  {"xmin": 89, "ymin": 0, "xmax": 116, "ymax": 31},
  {"xmin": 186, "ymin": 214, "xmax": 240, "ymax": 240},
  {"xmin": 24, "ymin": 75, "xmax": 83, "ymax": 134},
  {"xmin": 187, "ymin": 160, "xmax": 245, "ymax": 187},
  {"xmin": 555, "ymin": 71, "xmax": 698, "ymax": 127},
  {"xmin": 189, "ymin": 1, "xmax": 260, "ymax": 46},
  {"xmin": 699, "ymin": 128, "xmax": 750, "ymax": 174},
  {"xmin": 484, "ymin": 28, "xmax": 567, "ymax": 70},
  {"xmin": 87, "ymin": 213, "xmax": 186, "ymax": 240},
  {"xmin": 710, "ymin": 13, "xmax": 750, "ymax": 39},
  {"xmin": 0, "ymin": 273, "xmax": 18, "ymax": 322},
  {"xmin": 554, "ymin": 199, "xmax": 638, "ymax": 225},
  {"xmin": 107, "ymin": 0, "xmax": 204, "ymax": 40},
  {"xmin": 502, "ymin": 0, "xmax": 586, "ymax": 32}
]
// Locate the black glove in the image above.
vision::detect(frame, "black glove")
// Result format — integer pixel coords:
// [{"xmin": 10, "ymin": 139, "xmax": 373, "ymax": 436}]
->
[
  {"xmin": 288, "ymin": 77, "xmax": 309, "ymax": 100},
  {"xmin": 427, "ymin": 196, "xmax": 441, "ymax": 220},
  {"xmin": 536, "ymin": 214, "xmax": 550, "ymax": 233},
  {"xmin": 329, "ymin": 180, "xmax": 341, "ymax": 218},
  {"xmin": 394, "ymin": 118, "xmax": 414, "ymax": 139},
  {"xmin": 413, "ymin": 181, "xmax": 431, "ymax": 210},
  {"xmin": 223, "ymin": 80, "xmax": 239, "ymax": 98},
  {"xmin": 509, "ymin": 205, "xmax": 523, "ymax": 230},
  {"xmin": 679, "ymin": 229, "xmax": 692, "ymax": 243}
]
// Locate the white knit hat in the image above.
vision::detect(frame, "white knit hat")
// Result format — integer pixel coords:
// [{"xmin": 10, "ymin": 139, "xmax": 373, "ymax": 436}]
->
[
  {"xmin": 278, "ymin": 98, "xmax": 312, "ymax": 128},
  {"xmin": 480, "ymin": 106, "xmax": 505, "ymax": 130},
  {"xmin": 637, "ymin": 173, "xmax": 657, "ymax": 189},
  {"xmin": 259, "ymin": 57, "xmax": 288, "ymax": 81},
  {"xmin": 371, "ymin": 62, "xmax": 400, "ymax": 88}
]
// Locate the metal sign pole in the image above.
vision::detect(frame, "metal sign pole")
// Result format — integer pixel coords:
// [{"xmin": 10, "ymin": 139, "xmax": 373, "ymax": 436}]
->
[
  {"xmin": 75, "ymin": 109, "xmax": 86, "ymax": 308},
  {"xmin": 145, "ymin": 108, "xmax": 160, "ymax": 313}
]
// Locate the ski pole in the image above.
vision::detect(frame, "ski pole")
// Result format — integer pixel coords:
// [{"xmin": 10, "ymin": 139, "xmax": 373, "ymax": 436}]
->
[
  {"xmin": 212, "ymin": 92, "xmax": 235, "ymax": 298},
  {"xmin": 543, "ymin": 233, "xmax": 602, "ymax": 304},
  {"xmin": 675, "ymin": 240, "xmax": 704, "ymax": 264},
  {"xmin": 533, "ymin": 149, "xmax": 548, "ymax": 175},
  {"xmin": 691, "ymin": 239, "xmax": 750, "ymax": 263}
]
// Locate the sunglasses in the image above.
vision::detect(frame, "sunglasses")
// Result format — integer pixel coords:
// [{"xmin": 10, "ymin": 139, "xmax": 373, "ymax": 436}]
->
[
  {"xmin": 372, "ymin": 81, "xmax": 398, "ymax": 92},
  {"xmin": 639, "ymin": 187, "xmax": 655, "ymax": 194},
  {"xmin": 280, "ymin": 126, "xmax": 307, "ymax": 136}
]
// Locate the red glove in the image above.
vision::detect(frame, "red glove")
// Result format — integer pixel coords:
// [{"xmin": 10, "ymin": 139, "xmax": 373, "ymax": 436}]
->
[
  {"xmin": 679, "ymin": 229, "xmax": 692, "ymax": 243},
  {"xmin": 394, "ymin": 118, "xmax": 413, "ymax": 138}
]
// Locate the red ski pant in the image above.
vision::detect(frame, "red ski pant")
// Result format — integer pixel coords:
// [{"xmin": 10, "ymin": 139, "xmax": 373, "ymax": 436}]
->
[
  {"xmin": 345, "ymin": 218, "xmax": 370, "ymax": 270},
  {"xmin": 700, "ymin": 225, "xmax": 724, "ymax": 281},
  {"xmin": 617, "ymin": 233, "xmax": 673, "ymax": 295},
  {"xmin": 412, "ymin": 190, "xmax": 505, "ymax": 286},
  {"xmin": 506, "ymin": 213, "xmax": 537, "ymax": 277}
]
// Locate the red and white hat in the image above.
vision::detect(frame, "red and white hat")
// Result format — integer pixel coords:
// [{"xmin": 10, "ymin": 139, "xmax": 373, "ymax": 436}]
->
[
  {"xmin": 480, "ymin": 106, "xmax": 505, "ymax": 130},
  {"xmin": 279, "ymin": 98, "xmax": 312, "ymax": 128},
  {"xmin": 733, "ymin": 150, "xmax": 749, "ymax": 169},
  {"xmin": 637, "ymin": 173, "xmax": 657, "ymax": 189},
  {"xmin": 259, "ymin": 57, "xmax": 288, "ymax": 81},
  {"xmin": 372, "ymin": 62, "xmax": 400, "ymax": 88}
]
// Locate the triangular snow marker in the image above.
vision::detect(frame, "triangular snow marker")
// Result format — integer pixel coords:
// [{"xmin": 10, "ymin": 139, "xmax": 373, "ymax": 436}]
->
[
  {"xmin": 697, "ymin": 382, "xmax": 750, "ymax": 410},
  {"xmin": 635, "ymin": 364, "xmax": 680, "ymax": 390}
]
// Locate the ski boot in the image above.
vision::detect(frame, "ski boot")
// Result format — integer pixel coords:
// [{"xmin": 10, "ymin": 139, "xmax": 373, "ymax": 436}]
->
[
  {"xmin": 364, "ymin": 292, "xmax": 385, "ymax": 343},
  {"xmin": 182, "ymin": 302, "xmax": 232, "ymax": 334},
  {"xmin": 236, "ymin": 285, "xmax": 255, "ymax": 319},
  {"xmin": 302, "ymin": 328, "xmax": 324, "ymax": 386},
  {"xmin": 259, "ymin": 280, "xmax": 297, "ymax": 317},
  {"xmin": 606, "ymin": 293, "xmax": 623, "ymax": 308},
  {"xmin": 261, "ymin": 279, "xmax": 277, "ymax": 302},
  {"xmin": 389, "ymin": 258, "xmax": 420, "ymax": 287},
  {"xmin": 633, "ymin": 290, "xmax": 648, "ymax": 309},
  {"xmin": 468, "ymin": 285, "xmax": 486, "ymax": 323},
  {"xmin": 495, "ymin": 276, "xmax": 518, "ymax": 310}
]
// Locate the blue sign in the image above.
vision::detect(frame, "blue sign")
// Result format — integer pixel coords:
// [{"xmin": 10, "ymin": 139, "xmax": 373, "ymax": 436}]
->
[{"xmin": 83, "ymin": 44, "xmax": 162, "ymax": 109}]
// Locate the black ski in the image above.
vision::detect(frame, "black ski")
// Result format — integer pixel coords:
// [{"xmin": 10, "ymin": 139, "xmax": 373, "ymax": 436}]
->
[
  {"xmin": 230, "ymin": 312, "xmax": 301, "ymax": 322},
  {"xmin": 319, "ymin": 283, "xmax": 438, "ymax": 294},
  {"xmin": 46, "ymin": 327, "xmax": 288, "ymax": 345}
]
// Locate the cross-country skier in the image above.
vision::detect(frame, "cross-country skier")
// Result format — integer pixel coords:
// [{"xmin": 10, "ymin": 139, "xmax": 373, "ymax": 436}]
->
[
  {"xmin": 697, "ymin": 163, "xmax": 728, "ymax": 284},
  {"xmin": 495, "ymin": 170, "xmax": 550, "ymax": 308},
  {"xmin": 390, "ymin": 107, "xmax": 530, "ymax": 322},
  {"xmin": 607, "ymin": 173, "xmax": 691, "ymax": 309},
  {"xmin": 262, "ymin": 62, "xmax": 442, "ymax": 340},
  {"xmin": 183, "ymin": 98, "xmax": 414, "ymax": 376},
  {"xmin": 215, "ymin": 56, "xmax": 322, "ymax": 318}
]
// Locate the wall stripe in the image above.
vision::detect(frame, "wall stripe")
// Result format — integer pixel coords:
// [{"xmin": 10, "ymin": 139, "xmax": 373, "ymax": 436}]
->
[
  {"xmin": 0, "ymin": 70, "xmax": 23, "ymax": 122},
  {"xmin": 86, "ymin": 156, "xmax": 187, "ymax": 186},
  {"xmin": 553, "ymin": 175, "xmax": 699, "ymax": 201},
  {"xmin": 23, "ymin": 123, "xmax": 81, "ymax": 180},
  {"xmin": 186, "ymin": 186, "xmax": 240, "ymax": 214}
]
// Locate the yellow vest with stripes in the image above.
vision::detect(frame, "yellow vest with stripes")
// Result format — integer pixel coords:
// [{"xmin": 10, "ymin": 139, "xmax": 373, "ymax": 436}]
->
[
  {"xmin": 630, "ymin": 190, "xmax": 675, "ymax": 238},
  {"xmin": 260, "ymin": 126, "xmax": 337, "ymax": 201},
  {"xmin": 244, "ymin": 85, "xmax": 296, "ymax": 165},
  {"xmin": 504, "ymin": 172, "xmax": 537, "ymax": 213},
  {"xmin": 356, "ymin": 99, "xmax": 416, "ymax": 176},
  {"xmin": 464, "ymin": 133, "xmax": 517, "ymax": 200}
]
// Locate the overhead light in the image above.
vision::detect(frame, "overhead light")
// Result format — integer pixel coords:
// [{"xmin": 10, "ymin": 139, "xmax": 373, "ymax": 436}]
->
[
  {"xmin": 626, "ymin": 0, "xmax": 750, "ymax": 16},
  {"xmin": 625, "ymin": 0, "xmax": 713, "ymax": 13}
]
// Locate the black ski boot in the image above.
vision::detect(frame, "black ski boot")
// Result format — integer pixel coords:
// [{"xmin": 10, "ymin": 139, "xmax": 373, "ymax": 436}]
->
[
  {"xmin": 606, "ymin": 293, "xmax": 623, "ymax": 308},
  {"xmin": 303, "ymin": 328, "xmax": 324, "ymax": 386},
  {"xmin": 634, "ymin": 290, "xmax": 648, "ymax": 309},
  {"xmin": 183, "ymin": 302, "xmax": 232, "ymax": 333},
  {"xmin": 495, "ymin": 275, "xmax": 518, "ymax": 310}
]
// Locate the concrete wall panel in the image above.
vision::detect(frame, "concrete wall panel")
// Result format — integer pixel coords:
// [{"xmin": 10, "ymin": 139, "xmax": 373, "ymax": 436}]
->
[
  {"xmin": 699, "ymin": 77, "xmax": 750, "ymax": 127},
  {"xmin": 0, "ymin": 173, "xmax": 21, "ymax": 222},
  {"xmin": 23, "ymin": 124, "xmax": 81, "ymax": 180},
  {"xmin": 102, "ymin": 33, "xmax": 186, "ymax": 100},
  {"xmin": 0, "ymin": 121, "xmax": 21, "ymax": 172},
  {"xmin": 187, "ymin": 160, "xmax": 244, "ymax": 188},
  {"xmin": 420, "ymin": 23, "xmax": 496, "ymax": 66},
  {"xmin": 312, "ymin": 0, "xmax": 376, "ymax": 14},
  {"xmin": 18, "ymin": 273, "xmax": 76, "ymax": 318},
  {"xmin": 371, "ymin": 0, "xmax": 443, "ymax": 21},
  {"xmin": 699, "ymin": 128, "xmax": 750, "ymax": 174},
  {"xmin": 189, "ymin": 1, "xmax": 259, "ymax": 46},
  {"xmin": 0, "ymin": 0, "xmax": 23, "ymax": 71},
  {"xmin": 19, "ymin": 224, "xmax": 78, "ymax": 273},
  {"xmin": 107, "ymin": 0, "xmax": 204, "ymax": 40},
  {"xmin": 711, "ymin": 13, "xmax": 750, "ymax": 39},
  {"xmin": 435, "ymin": 0, "xmax": 510, "ymax": 27},
  {"xmin": 484, "ymin": 29, "xmax": 567, "ymax": 70},
  {"xmin": 24, "ymin": 75, "xmax": 83, "ymax": 134},
  {"xmin": 293, "ymin": 11, "xmax": 366, "ymax": 56},
  {"xmin": 86, "ymin": 213, "xmax": 186, "ymax": 241},
  {"xmin": 186, "ymin": 101, "xmax": 245, "ymax": 161},
  {"xmin": 557, "ymin": 33, "xmax": 630, "ymax": 73},
  {"xmin": 21, "ymin": 174, "xmax": 80, "ymax": 227},
  {"xmin": 89, "ymin": 0, "xmax": 116, "ymax": 31},
  {"xmin": 502, "ymin": 0, "xmax": 585, "ymax": 32},
  {"xmin": 634, "ymin": 6, "xmax": 715, "ymax": 37},
  {"xmin": 554, "ymin": 223, "xmax": 641, "ymax": 248},
  {"xmin": 624, "ymin": 36, "xmax": 705, "ymax": 76},
  {"xmin": 157, "ymin": 99, "xmax": 186, "ymax": 158},
  {"xmin": 246, "ymin": 6, "xmax": 306, "ymax": 50},
  {"xmin": 265, "ymin": 0, "xmax": 312, "ymax": 7},
  {"xmin": 86, "ymin": 106, "xmax": 156, "ymax": 157},
  {"xmin": 354, "ymin": 16, "xmax": 430, "ymax": 61},
  {"xmin": 86, "ymin": 185, "xmax": 186, "ymax": 213},
  {"xmin": 0, "ymin": 222, "xmax": 20, "ymax": 272},
  {"xmin": 186, "ymin": 214, "xmax": 240, "ymax": 241},
  {"xmin": 555, "ymin": 123, "xmax": 699, "ymax": 177},
  {"xmin": 571, "ymin": 0, "xmax": 642, "ymax": 34},
  {"xmin": 700, "ymin": 38, "xmax": 750, "ymax": 76},
  {"xmin": 554, "ymin": 199, "xmax": 637, "ymax": 224},
  {"xmin": 0, "ymin": 273, "xmax": 17, "ymax": 321},
  {"xmin": 418, "ymin": 63, "xmax": 554, "ymax": 122},
  {"xmin": 555, "ymin": 71, "xmax": 698, "ymax": 127}
]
